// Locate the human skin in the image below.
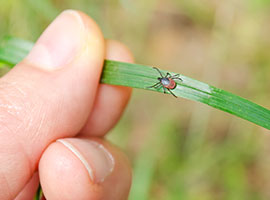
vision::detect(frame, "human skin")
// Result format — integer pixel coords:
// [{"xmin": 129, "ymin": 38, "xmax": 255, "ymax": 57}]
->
[{"xmin": 0, "ymin": 10, "xmax": 133, "ymax": 200}]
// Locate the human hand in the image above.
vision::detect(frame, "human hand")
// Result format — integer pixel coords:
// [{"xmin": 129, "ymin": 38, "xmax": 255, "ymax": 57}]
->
[{"xmin": 0, "ymin": 10, "xmax": 133, "ymax": 200}]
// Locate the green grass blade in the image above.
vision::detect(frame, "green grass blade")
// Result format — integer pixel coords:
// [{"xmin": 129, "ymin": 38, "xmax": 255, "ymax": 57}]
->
[
  {"xmin": 1, "ymin": 37, "xmax": 270, "ymax": 130},
  {"xmin": 33, "ymin": 184, "xmax": 42, "ymax": 200},
  {"xmin": 0, "ymin": 36, "xmax": 34, "ymax": 65},
  {"xmin": 129, "ymin": 151, "xmax": 156, "ymax": 200},
  {"xmin": 102, "ymin": 61, "xmax": 270, "ymax": 129}
]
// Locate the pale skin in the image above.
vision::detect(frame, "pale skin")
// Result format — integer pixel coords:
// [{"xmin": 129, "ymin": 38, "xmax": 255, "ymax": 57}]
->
[{"xmin": 0, "ymin": 10, "xmax": 133, "ymax": 200}]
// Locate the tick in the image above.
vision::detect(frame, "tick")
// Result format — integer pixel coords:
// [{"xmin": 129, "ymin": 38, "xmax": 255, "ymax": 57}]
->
[{"xmin": 148, "ymin": 67, "xmax": 183, "ymax": 98}]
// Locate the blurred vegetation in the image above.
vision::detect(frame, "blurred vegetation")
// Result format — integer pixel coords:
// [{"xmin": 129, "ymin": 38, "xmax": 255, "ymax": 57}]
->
[{"xmin": 1, "ymin": 0, "xmax": 270, "ymax": 199}]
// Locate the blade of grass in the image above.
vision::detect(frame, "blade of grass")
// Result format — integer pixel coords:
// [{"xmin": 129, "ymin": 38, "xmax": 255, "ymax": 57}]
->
[
  {"xmin": 33, "ymin": 184, "xmax": 43, "ymax": 200},
  {"xmin": 0, "ymin": 36, "xmax": 34, "ymax": 65},
  {"xmin": 0, "ymin": 36, "xmax": 270, "ymax": 130},
  {"xmin": 129, "ymin": 151, "xmax": 156, "ymax": 200}
]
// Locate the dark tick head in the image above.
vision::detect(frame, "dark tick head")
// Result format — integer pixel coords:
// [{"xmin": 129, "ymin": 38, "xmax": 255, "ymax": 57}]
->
[
  {"xmin": 161, "ymin": 77, "xmax": 171, "ymax": 86},
  {"xmin": 158, "ymin": 77, "xmax": 162, "ymax": 81}
]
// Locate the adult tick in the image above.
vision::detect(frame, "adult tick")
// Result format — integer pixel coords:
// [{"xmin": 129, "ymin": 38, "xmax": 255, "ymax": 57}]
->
[{"xmin": 148, "ymin": 67, "xmax": 182, "ymax": 98}]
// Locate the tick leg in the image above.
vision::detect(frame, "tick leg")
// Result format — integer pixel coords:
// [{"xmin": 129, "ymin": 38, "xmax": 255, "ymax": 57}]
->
[
  {"xmin": 172, "ymin": 74, "xmax": 181, "ymax": 78},
  {"xmin": 167, "ymin": 89, "xmax": 177, "ymax": 98},
  {"xmin": 172, "ymin": 74, "xmax": 183, "ymax": 81},
  {"xmin": 148, "ymin": 82, "xmax": 161, "ymax": 88},
  {"xmin": 165, "ymin": 73, "xmax": 172, "ymax": 78},
  {"xmin": 173, "ymin": 77, "xmax": 183, "ymax": 81},
  {"xmin": 154, "ymin": 84, "xmax": 162, "ymax": 89},
  {"xmin": 162, "ymin": 86, "xmax": 166, "ymax": 94},
  {"xmin": 170, "ymin": 74, "xmax": 183, "ymax": 81},
  {"xmin": 153, "ymin": 67, "xmax": 164, "ymax": 78}
]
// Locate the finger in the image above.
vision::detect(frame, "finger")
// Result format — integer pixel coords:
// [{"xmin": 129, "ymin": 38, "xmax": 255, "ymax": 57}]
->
[
  {"xmin": 80, "ymin": 40, "xmax": 134, "ymax": 137},
  {"xmin": 0, "ymin": 10, "xmax": 104, "ymax": 199},
  {"xmin": 39, "ymin": 138, "xmax": 132, "ymax": 200},
  {"xmin": 14, "ymin": 173, "xmax": 39, "ymax": 200}
]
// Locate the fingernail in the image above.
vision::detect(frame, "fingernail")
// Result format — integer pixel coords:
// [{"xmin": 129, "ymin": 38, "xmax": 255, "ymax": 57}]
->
[
  {"xmin": 26, "ymin": 10, "xmax": 84, "ymax": 70},
  {"xmin": 57, "ymin": 139, "xmax": 115, "ymax": 183}
]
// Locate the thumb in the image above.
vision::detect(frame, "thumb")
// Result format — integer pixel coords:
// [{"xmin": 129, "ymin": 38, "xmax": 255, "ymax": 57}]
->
[{"xmin": 0, "ymin": 10, "xmax": 104, "ymax": 199}]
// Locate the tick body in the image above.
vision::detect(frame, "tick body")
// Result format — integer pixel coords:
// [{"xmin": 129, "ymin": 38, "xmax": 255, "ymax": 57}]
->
[
  {"xmin": 148, "ymin": 67, "xmax": 182, "ymax": 98},
  {"xmin": 160, "ymin": 77, "xmax": 176, "ymax": 89}
]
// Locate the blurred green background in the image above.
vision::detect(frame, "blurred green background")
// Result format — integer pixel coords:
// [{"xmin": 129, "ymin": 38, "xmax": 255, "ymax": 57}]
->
[{"xmin": 1, "ymin": 0, "xmax": 270, "ymax": 199}]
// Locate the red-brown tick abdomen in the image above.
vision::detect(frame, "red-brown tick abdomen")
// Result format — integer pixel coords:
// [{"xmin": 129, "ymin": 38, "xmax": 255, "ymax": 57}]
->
[{"xmin": 166, "ymin": 78, "xmax": 176, "ymax": 89}]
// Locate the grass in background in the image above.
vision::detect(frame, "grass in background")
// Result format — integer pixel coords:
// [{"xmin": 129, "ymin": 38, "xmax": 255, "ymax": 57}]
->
[{"xmin": 1, "ymin": 0, "xmax": 270, "ymax": 199}]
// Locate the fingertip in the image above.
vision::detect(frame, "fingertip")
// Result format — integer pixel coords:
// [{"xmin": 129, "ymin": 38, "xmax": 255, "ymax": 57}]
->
[
  {"xmin": 76, "ymin": 10, "xmax": 105, "ymax": 55},
  {"xmin": 39, "ymin": 138, "xmax": 132, "ymax": 200},
  {"xmin": 104, "ymin": 39, "xmax": 133, "ymax": 96},
  {"xmin": 105, "ymin": 39, "xmax": 134, "ymax": 63},
  {"xmin": 80, "ymin": 39, "xmax": 134, "ymax": 136},
  {"xmin": 39, "ymin": 141, "xmax": 97, "ymax": 200},
  {"xmin": 81, "ymin": 84, "xmax": 132, "ymax": 136}
]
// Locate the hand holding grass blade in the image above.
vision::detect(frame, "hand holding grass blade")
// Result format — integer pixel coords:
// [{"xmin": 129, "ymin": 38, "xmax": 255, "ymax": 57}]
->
[{"xmin": 0, "ymin": 37, "xmax": 270, "ymax": 130}]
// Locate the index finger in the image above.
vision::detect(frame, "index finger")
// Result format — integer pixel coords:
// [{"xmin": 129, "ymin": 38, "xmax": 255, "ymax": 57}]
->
[{"xmin": 80, "ymin": 39, "xmax": 134, "ymax": 137}]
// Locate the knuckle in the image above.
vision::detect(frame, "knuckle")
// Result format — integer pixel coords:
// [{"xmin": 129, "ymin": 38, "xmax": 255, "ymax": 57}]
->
[
  {"xmin": 0, "ymin": 78, "xmax": 43, "ymax": 142},
  {"xmin": 0, "ymin": 79, "xmax": 43, "ymax": 168},
  {"xmin": 0, "ymin": 79, "xmax": 31, "ymax": 124}
]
